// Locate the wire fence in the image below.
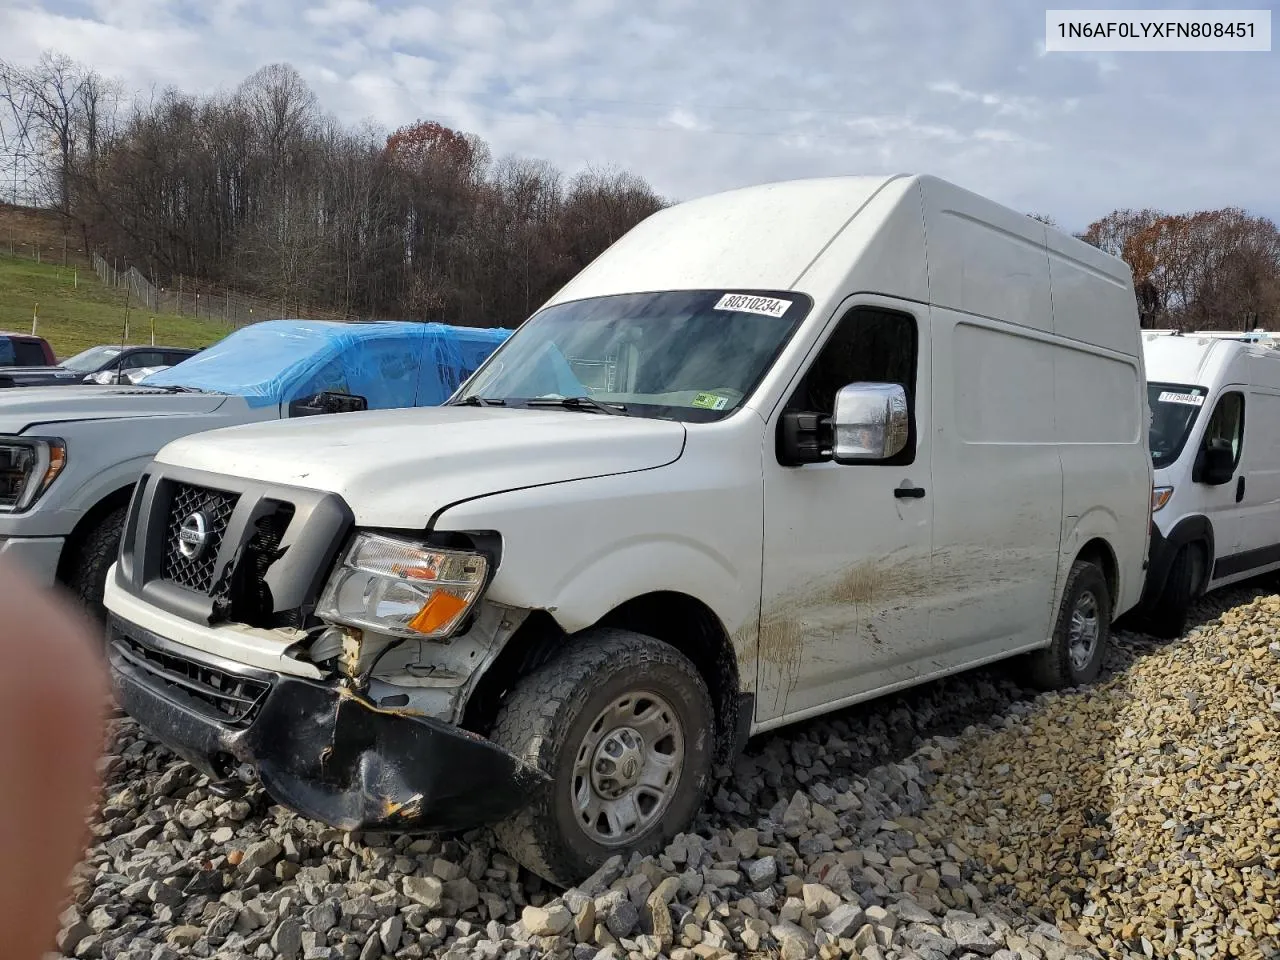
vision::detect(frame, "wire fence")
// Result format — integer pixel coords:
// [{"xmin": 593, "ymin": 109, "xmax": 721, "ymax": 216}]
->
[
  {"xmin": 0, "ymin": 211, "xmax": 348, "ymax": 329},
  {"xmin": 89, "ymin": 253, "xmax": 349, "ymax": 326}
]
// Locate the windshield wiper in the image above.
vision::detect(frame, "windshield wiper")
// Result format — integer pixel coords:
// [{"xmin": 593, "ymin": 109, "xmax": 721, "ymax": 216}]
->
[
  {"xmin": 449, "ymin": 395, "xmax": 507, "ymax": 407},
  {"xmin": 526, "ymin": 396, "xmax": 628, "ymax": 415}
]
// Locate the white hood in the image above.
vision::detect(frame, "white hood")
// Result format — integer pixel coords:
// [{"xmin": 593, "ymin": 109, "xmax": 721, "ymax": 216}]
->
[
  {"xmin": 155, "ymin": 406, "xmax": 688, "ymax": 527},
  {"xmin": 0, "ymin": 385, "xmax": 229, "ymax": 434}
]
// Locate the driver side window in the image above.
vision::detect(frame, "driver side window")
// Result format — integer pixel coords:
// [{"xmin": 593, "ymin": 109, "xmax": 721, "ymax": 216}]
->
[
  {"xmin": 291, "ymin": 356, "xmax": 350, "ymax": 406},
  {"xmin": 1202, "ymin": 391, "xmax": 1245, "ymax": 467},
  {"xmin": 784, "ymin": 306, "xmax": 919, "ymax": 465}
]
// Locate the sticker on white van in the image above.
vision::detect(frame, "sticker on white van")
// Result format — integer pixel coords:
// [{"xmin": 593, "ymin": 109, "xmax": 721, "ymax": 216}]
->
[
  {"xmin": 1157, "ymin": 391, "xmax": 1206, "ymax": 407},
  {"xmin": 691, "ymin": 392, "xmax": 731, "ymax": 411},
  {"xmin": 714, "ymin": 294, "xmax": 792, "ymax": 318}
]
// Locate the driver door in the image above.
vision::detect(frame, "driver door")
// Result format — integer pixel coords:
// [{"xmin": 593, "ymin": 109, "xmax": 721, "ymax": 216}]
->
[
  {"xmin": 757, "ymin": 300, "xmax": 934, "ymax": 723},
  {"xmin": 1200, "ymin": 388, "xmax": 1247, "ymax": 584}
]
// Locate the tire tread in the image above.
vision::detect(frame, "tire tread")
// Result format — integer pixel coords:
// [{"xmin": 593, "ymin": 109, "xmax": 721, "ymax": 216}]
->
[{"xmin": 489, "ymin": 629, "xmax": 712, "ymax": 885}]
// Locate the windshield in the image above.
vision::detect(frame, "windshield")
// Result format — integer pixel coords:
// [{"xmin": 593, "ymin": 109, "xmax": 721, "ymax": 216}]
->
[
  {"xmin": 61, "ymin": 345, "xmax": 123, "ymax": 372},
  {"xmin": 457, "ymin": 290, "xmax": 811, "ymax": 421},
  {"xmin": 1149, "ymin": 382, "xmax": 1208, "ymax": 469}
]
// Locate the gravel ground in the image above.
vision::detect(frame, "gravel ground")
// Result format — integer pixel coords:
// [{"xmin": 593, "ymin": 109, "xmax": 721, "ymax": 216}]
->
[{"xmin": 55, "ymin": 586, "xmax": 1280, "ymax": 960}]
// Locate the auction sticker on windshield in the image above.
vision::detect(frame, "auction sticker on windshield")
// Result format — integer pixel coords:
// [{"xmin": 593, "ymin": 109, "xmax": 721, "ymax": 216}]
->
[
  {"xmin": 691, "ymin": 391, "xmax": 731, "ymax": 410},
  {"xmin": 1157, "ymin": 390, "xmax": 1206, "ymax": 406},
  {"xmin": 714, "ymin": 293, "xmax": 792, "ymax": 318}
]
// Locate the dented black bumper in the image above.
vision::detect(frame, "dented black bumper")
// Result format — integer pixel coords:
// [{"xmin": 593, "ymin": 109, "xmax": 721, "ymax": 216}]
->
[{"xmin": 106, "ymin": 615, "xmax": 546, "ymax": 831}]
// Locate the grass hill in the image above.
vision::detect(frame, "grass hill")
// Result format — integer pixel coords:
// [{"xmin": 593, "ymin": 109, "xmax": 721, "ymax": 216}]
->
[{"xmin": 0, "ymin": 254, "xmax": 231, "ymax": 360}]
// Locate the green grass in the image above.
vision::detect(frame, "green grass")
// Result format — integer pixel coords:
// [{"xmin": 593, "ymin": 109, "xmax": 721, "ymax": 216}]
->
[{"xmin": 0, "ymin": 254, "xmax": 233, "ymax": 360}]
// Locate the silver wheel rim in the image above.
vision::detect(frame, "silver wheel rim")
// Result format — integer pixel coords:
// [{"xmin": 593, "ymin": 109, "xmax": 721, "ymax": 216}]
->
[
  {"xmin": 570, "ymin": 690, "xmax": 684, "ymax": 846},
  {"xmin": 1068, "ymin": 589, "xmax": 1100, "ymax": 672}
]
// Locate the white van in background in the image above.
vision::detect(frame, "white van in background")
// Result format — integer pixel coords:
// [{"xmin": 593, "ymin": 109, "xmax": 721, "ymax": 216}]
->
[
  {"xmin": 105, "ymin": 174, "xmax": 1152, "ymax": 884},
  {"xmin": 1139, "ymin": 329, "xmax": 1280, "ymax": 637}
]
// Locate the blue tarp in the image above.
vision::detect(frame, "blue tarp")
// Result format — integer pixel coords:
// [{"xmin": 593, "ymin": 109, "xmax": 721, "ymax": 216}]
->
[{"xmin": 141, "ymin": 320, "xmax": 511, "ymax": 409}]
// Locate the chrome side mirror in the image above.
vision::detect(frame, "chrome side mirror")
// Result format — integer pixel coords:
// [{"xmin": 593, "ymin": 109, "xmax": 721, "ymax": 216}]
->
[{"xmin": 832, "ymin": 382, "xmax": 909, "ymax": 464}]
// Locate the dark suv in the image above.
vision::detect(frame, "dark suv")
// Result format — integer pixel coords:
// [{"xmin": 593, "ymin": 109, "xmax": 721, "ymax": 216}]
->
[{"xmin": 0, "ymin": 344, "xmax": 200, "ymax": 388}]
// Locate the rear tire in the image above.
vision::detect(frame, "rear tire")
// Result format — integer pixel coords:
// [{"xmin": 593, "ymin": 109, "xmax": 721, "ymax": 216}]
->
[
  {"xmin": 63, "ymin": 506, "xmax": 126, "ymax": 622},
  {"xmin": 489, "ymin": 629, "xmax": 715, "ymax": 886},
  {"xmin": 1145, "ymin": 545, "xmax": 1197, "ymax": 639},
  {"xmin": 1024, "ymin": 558, "xmax": 1111, "ymax": 690}
]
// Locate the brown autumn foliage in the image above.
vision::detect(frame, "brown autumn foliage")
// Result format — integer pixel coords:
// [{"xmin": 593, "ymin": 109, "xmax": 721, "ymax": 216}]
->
[{"xmin": 1081, "ymin": 208, "xmax": 1280, "ymax": 331}]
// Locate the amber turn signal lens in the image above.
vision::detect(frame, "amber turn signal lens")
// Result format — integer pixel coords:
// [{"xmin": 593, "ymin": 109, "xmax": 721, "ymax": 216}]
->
[{"xmin": 408, "ymin": 592, "xmax": 468, "ymax": 635}]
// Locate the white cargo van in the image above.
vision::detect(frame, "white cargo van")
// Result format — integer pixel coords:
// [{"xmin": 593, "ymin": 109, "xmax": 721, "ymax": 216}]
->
[
  {"xmin": 1138, "ymin": 329, "xmax": 1280, "ymax": 636},
  {"xmin": 103, "ymin": 175, "xmax": 1152, "ymax": 885}
]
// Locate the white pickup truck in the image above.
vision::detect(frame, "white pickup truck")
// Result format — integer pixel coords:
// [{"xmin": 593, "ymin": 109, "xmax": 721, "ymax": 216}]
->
[
  {"xmin": 0, "ymin": 319, "xmax": 509, "ymax": 615},
  {"xmin": 104, "ymin": 175, "xmax": 1152, "ymax": 885}
]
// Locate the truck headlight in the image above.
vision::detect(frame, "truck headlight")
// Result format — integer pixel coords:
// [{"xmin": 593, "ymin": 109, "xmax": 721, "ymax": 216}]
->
[
  {"xmin": 0, "ymin": 438, "xmax": 67, "ymax": 512},
  {"xmin": 316, "ymin": 532, "xmax": 488, "ymax": 639}
]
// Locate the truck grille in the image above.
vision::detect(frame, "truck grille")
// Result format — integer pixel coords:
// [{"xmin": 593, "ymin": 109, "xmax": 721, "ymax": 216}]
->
[
  {"xmin": 112, "ymin": 634, "xmax": 270, "ymax": 725},
  {"xmin": 161, "ymin": 483, "xmax": 239, "ymax": 594}
]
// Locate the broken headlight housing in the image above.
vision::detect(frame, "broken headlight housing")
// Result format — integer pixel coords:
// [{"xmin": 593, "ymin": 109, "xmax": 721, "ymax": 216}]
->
[
  {"xmin": 316, "ymin": 532, "xmax": 488, "ymax": 640},
  {"xmin": 0, "ymin": 438, "xmax": 67, "ymax": 512}
]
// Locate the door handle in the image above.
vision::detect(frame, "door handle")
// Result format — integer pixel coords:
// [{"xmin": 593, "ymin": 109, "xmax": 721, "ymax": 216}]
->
[
  {"xmin": 1236, "ymin": 475, "xmax": 1246, "ymax": 503},
  {"xmin": 894, "ymin": 486, "xmax": 926, "ymax": 499}
]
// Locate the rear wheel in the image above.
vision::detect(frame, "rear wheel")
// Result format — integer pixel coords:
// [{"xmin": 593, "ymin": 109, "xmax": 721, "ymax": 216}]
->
[
  {"xmin": 489, "ymin": 629, "xmax": 715, "ymax": 886},
  {"xmin": 1145, "ymin": 544, "xmax": 1198, "ymax": 639},
  {"xmin": 1024, "ymin": 558, "xmax": 1111, "ymax": 689}
]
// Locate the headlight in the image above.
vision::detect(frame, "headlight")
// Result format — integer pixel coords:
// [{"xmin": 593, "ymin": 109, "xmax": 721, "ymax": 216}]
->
[
  {"xmin": 0, "ymin": 438, "xmax": 67, "ymax": 512},
  {"xmin": 1152, "ymin": 485, "xmax": 1174, "ymax": 512},
  {"xmin": 316, "ymin": 532, "xmax": 489, "ymax": 639}
]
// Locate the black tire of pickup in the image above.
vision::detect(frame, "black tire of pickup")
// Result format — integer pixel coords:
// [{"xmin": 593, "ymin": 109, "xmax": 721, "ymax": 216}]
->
[
  {"xmin": 489, "ymin": 629, "xmax": 715, "ymax": 886},
  {"xmin": 63, "ymin": 506, "xmax": 126, "ymax": 622},
  {"xmin": 1024, "ymin": 558, "xmax": 1111, "ymax": 690}
]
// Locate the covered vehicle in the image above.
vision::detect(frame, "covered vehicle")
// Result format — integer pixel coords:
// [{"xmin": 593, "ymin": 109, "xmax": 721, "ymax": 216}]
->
[
  {"xmin": 0, "ymin": 318, "xmax": 510, "ymax": 615},
  {"xmin": 0, "ymin": 344, "xmax": 202, "ymax": 388}
]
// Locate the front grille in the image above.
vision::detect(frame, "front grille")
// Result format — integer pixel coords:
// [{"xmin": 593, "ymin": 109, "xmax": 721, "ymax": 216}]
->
[
  {"xmin": 162, "ymin": 483, "xmax": 238, "ymax": 594},
  {"xmin": 113, "ymin": 634, "xmax": 271, "ymax": 725},
  {"xmin": 225, "ymin": 504, "xmax": 296, "ymax": 626}
]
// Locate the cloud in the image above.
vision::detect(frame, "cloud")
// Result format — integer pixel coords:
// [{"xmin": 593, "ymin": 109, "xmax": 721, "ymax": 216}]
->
[{"xmin": 1, "ymin": 0, "xmax": 1277, "ymax": 229}]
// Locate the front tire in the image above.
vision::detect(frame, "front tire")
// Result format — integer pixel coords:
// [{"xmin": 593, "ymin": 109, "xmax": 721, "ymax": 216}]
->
[
  {"xmin": 63, "ymin": 506, "xmax": 126, "ymax": 622},
  {"xmin": 1144, "ymin": 545, "xmax": 1197, "ymax": 639},
  {"xmin": 1024, "ymin": 558, "xmax": 1111, "ymax": 690},
  {"xmin": 489, "ymin": 629, "xmax": 715, "ymax": 886}
]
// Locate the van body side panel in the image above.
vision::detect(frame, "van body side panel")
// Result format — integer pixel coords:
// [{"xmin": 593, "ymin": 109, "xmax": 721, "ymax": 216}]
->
[
  {"xmin": 916, "ymin": 176, "xmax": 1055, "ymax": 335},
  {"xmin": 1048, "ymin": 219, "xmax": 1150, "ymax": 616},
  {"xmin": 928, "ymin": 310, "xmax": 1065, "ymax": 655}
]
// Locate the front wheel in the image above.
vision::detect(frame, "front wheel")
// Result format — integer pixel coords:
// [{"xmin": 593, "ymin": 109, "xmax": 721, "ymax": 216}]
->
[
  {"xmin": 1024, "ymin": 558, "xmax": 1111, "ymax": 690},
  {"xmin": 63, "ymin": 506, "xmax": 127, "ymax": 622},
  {"xmin": 1144, "ymin": 545, "xmax": 1197, "ymax": 639},
  {"xmin": 489, "ymin": 629, "xmax": 715, "ymax": 886}
]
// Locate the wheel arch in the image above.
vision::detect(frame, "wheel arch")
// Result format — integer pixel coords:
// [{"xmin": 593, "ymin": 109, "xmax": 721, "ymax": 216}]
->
[
  {"xmin": 1142, "ymin": 514, "xmax": 1215, "ymax": 612},
  {"xmin": 54, "ymin": 483, "xmax": 135, "ymax": 585},
  {"xmin": 1076, "ymin": 536, "xmax": 1119, "ymax": 608},
  {"xmin": 463, "ymin": 590, "xmax": 746, "ymax": 766}
]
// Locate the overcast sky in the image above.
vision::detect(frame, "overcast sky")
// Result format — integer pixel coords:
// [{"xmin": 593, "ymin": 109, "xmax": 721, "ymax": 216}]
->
[{"xmin": 1, "ymin": 0, "xmax": 1275, "ymax": 230}]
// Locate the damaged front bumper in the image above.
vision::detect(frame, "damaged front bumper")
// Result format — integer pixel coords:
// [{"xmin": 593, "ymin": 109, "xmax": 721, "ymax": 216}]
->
[{"xmin": 106, "ymin": 614, "xmax": 548, "ymax": 832}]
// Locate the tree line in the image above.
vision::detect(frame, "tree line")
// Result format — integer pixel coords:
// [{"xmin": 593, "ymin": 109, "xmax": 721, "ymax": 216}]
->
[
  {"xmin": 1, "ymin": 54, "xmax": 664, "ymax": 326},
  {"xmin": 2, "ymin": 51, "xmax": 1278, "ymax": 331}
]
